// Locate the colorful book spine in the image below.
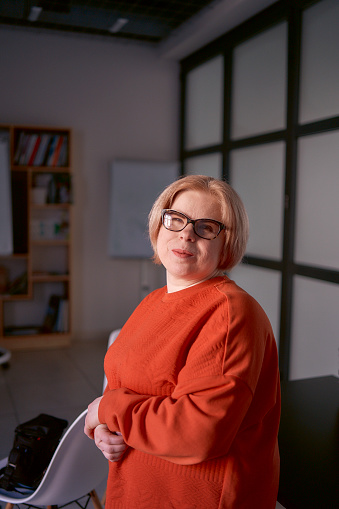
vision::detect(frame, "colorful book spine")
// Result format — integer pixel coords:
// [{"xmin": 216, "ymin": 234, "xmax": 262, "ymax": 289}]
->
[
  {"xmin": 18, "ymin": 135, "xmax": 31, "ymax": 165},
  {"xmin": 51, "ymin": 135, "xmax": 64, "ymax": 166},
  {"xmin": 14, "ymin": 132, "xmax": 27, "ymax": 164},
  {"xmin": 28, "ymin": 135, "xmax": 41, "ymax": 165},
  {"xmin": 14, "ymin": 132, "xmax": 69, "ymax": 167},
  {"xmin": 46, "ymin": 135, "xmax": 58, "ymax": 166},
  {"xmin": 33, "ymin": 134, "xmax": 51, "ymax": 166}
]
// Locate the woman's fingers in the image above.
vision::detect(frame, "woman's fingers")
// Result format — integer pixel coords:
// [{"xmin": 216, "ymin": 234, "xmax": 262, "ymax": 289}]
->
[{"xmin": 94, "ymin": 424, "xmax": 129, "ymax": 462}]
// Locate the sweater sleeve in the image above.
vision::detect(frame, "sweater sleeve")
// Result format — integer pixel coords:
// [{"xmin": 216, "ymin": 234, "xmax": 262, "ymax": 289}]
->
[
  {"xmin": 99, "ymin": 373, "xmax": 252, "ymax": 465},
  {"xmin": 98, "ymin": 290, "xmax": 273, "ymax": 465}
]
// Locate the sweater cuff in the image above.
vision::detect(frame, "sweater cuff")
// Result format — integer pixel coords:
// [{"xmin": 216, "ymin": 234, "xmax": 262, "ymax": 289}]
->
[{"xmin": 98, "ymin": 390, "xmax": 120, "ymax": 431}]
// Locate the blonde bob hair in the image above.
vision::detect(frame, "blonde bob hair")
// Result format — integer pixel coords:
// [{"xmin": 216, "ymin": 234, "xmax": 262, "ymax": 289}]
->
[{"xmin": 148, "ymin": 175, "xmax": 249, "ymax": 272}]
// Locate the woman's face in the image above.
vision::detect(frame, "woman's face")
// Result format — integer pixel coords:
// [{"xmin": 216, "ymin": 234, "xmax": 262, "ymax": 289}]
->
[{"xmin": 156, "ymin": 189, "xmax": 226, "ymax": 292}]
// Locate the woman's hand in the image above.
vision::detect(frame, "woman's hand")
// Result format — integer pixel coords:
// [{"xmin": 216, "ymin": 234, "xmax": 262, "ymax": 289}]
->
[
  {"xmin": 94, "ymin": 424, "xmax": 129, "ymax": 462},
  {"xmin": 84, "ymin": 396, "xmax": 102, "ymax": 439}
]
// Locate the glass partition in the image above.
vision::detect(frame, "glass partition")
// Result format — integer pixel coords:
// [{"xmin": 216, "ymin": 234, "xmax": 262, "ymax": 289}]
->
[
  {"xmin": 230, "ymin": 142, "xmax": 285, "ymax": 260},
  {"xmin": 231, "ymin": 22, "xmax": 287, "ymax": 139},
  {"xmin": 184, "ymin": 152, "xmax": 222, "ymax": 179},
  {"xmin": 184, "ymin": 55, "xmax": 224, "ymax": 150},
  {"xmin": 299, "ymin": 0, "xmax": 339, "ymax": 124},
  {"xmin": 294, "ymin": 131, "xmax": 339, "ymax": 270},
  {"xmin": 230, "ymin": 264, "xmax": 281, "ymax": 343},
  {"xmin": 289, "ymin": 276, "xmax": 339, "ymax": 380}
]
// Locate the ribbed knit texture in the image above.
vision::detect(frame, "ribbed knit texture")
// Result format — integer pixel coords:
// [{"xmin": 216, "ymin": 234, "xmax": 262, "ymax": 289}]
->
[{"xmin": 99, "ymin": 276, "xmax": 280, "ymax": 508}]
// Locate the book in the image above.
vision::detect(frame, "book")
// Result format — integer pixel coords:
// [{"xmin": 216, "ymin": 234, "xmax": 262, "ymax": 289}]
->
[
  {"xmin": 54, "ymin": 299, "xmax": 69, "ymax": 332},
  {"xmin": 57, "ymin": 137, "xmax": 68, "ymax": 166},
  {"xmin": 28, "ymin": 135, "xmax": 41, "ymax": 165},
  {"xmin": 4, "ymin": 326, "xmax": 41, "ymax": 336},
  {"xmin": 18, "ymin": 135, "xmax": 31, "ymax": 165},
  {"xmin": 8, "ymin": 272, "xmax": 28, "ymax": 295},
  {"xmin": 51, "ymin": 135, "xmax": 64, "ymax": 166},
  {"xmin": 22, "ymin": 134, "xmax": 38, "ymax": 165},
  {"xmin": 33, "ymin": 134, "xmax": 51, "ymax": 166},
  {"xmin": 46, "ymin": 135, "xmax": 59, "ymax": 166},
  {"xmin": 41, "ymin": 294, "xmax": 61, "ymax": 333},
  {"xmin": 14, "ymin": 132, "xmax": 27, "ymax": 164}
]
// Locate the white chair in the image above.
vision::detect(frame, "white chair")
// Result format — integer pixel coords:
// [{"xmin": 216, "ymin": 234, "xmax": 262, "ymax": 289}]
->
[
  {"xmin": 100, "ymin": 328, "xmax": 121, "ymax": 507},
  {"xmin": 0, "ymin": 409, "xmax": 108, "ymax": 509},
  {"xmin": 102, "ymin": 329, "xmax": 121, "ymax": 393}
]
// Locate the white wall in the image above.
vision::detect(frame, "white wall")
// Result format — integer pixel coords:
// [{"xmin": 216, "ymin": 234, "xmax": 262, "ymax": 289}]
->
[{"xmin": 0, "ymin": 27, "xmax": 179, "ymax": 341}]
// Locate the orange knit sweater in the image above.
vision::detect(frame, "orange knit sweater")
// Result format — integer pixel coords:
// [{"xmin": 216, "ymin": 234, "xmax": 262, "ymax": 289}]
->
[{"xmin": 99, "ymin": 276, "xmax": 280, "ymax": 508}]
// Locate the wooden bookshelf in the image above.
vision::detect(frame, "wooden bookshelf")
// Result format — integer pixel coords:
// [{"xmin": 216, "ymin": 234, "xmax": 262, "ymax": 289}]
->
[{"xmin": 0, "ymin": 125, "xmax": 72, "ymax": 350}]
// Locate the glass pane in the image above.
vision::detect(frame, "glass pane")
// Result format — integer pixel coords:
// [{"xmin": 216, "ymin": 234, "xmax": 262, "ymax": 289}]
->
[
  {"xmin": 295, "ymin": 131, "xmax": 339, "ymax": 270},
  {"xmin": 231, "ymin": 22, "xmax": 287, "ymax": 139},
  {"xmin": 230, "ymin": 264, "xmax": 281, "ymax": 344},
  {"xmin": 299, "ymin": 0, "xmax": 339, "ymax": 124},
  {"xmin": 289, "ymin": 276, "xmax": 339, "ymax": 380},
  {"xmin": 185, "ymin": 55, "xmax": 224, "ymax": 150},
  {"xmin": 230, "ymin": 142, "xmax": 285, "ymax": 260},
  {"xmin": 184, "ymin": 152, "xmax": 222, "ymax": 179}
]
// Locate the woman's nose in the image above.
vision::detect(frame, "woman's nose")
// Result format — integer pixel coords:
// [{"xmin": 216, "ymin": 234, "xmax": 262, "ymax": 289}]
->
[{"xmin": 179, "ymin": 223, "xmax": 196, "ymax": 240}]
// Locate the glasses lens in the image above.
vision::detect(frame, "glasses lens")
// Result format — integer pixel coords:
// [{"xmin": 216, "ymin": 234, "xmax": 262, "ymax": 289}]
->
[
  {"xmin": 163, "ymin": 210, "xmax": 186, "ymax": 231},
  {"xmin": 195, "ymin": 220, "xmax": 220, "ymax": 239},
  {"xmin": 162, "ymin": 210, "xmax": 223, "ymax": 239}
]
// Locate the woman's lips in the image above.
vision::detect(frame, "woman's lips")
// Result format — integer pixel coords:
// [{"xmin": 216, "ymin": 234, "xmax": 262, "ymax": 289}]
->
[{"xmin": 172, "ymin": 249, "xmax": 194, "ymax": 258}]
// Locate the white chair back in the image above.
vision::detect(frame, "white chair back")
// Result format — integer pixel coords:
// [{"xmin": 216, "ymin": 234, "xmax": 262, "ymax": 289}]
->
[
  {"xmin": 0, "ymin": 410, "xmax": 108, "ymax": 506},
  {"xmin": 102, "ymin": 328, "xmax": 121, "ymax": 393}
]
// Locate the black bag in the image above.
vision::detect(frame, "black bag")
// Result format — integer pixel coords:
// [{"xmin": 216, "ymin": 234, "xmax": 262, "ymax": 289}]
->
[{"xmin": 0, "ymin": 413, "xmax": 68, "ymax": 492}]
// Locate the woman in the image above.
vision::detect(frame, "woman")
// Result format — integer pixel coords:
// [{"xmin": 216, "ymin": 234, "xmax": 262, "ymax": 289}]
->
[{"xmin": 85, "ymin": 175, "xmax": 280, "ymax": 508}]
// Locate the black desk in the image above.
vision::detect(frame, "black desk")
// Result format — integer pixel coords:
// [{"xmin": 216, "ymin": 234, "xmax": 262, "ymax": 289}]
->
[{"xmin": 278, "ymin": 375, "xmax": 339, "ymax": 509}]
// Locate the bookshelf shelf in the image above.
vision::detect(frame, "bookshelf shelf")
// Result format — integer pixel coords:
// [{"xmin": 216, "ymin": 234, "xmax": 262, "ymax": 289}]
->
[
  {"xmin": 0, "ymin": 124, "xmax": 72, "ymax": 350},
  {"xmin": 0, "ymin": 294, "xmax": 32, "ymax": 302},
  {"xmin": 31, "ymin": 239, "xmax": 70, "ymax": 246},
  {"xmin": 0, "ymin": 253, "xmax": 28, "ymax": 260},
  {"xmin": 31, "ymin": 203, "xmax": 70, "ymax": 210},
  {"xmin": 0, "ymin": 333, "xmax": 71, "ymax": 351},
  {"xmin": 32, "ymin": 274, "xmax": 70, "ymax": 283}
]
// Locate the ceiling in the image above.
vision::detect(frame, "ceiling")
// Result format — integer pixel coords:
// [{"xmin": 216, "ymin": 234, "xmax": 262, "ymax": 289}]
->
[
  {"xmin": 0, "ymin": 0, "xmax": 277, "ymax": 59},
  {"xmin": 0, "ymin": 0, "xmax": 217, "ymax": 43}
]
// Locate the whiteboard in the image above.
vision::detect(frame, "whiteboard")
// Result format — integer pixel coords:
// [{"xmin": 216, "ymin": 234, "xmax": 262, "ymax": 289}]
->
[
  {"xmin": 108, "ymin": 160, "xmax": 179, "ymax": 258},
  {"xmin": 0, "ymin": 131, "xmax": 13, "ymax": 255}
]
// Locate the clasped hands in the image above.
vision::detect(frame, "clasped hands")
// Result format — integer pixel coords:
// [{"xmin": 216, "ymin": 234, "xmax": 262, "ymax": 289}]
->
[{"xmin": 84, "ymin": 396, "xmax": 128, "ymax": 462}]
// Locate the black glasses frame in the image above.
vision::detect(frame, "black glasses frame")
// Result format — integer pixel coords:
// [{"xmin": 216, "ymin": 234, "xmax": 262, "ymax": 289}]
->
[{"xmin": 161, "ymin": 209, "xmax": 226, "ymax": 240}]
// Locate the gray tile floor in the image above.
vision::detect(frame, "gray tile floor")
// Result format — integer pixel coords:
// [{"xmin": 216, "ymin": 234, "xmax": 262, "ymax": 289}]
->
[{"xmin": 0, "ymin": 339, "xmax": 108, "ymax": 507}]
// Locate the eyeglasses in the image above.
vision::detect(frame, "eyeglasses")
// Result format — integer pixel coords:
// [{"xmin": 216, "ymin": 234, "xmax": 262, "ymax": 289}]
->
[{"xmin": 161, "ymin": 209, "xmax": 226, "ymax": 240}]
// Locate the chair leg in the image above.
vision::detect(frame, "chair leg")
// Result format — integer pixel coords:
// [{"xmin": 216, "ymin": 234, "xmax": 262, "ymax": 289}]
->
[
  {"xmin": 90, "ymin": 489, "xmax": 103, "ymax": 509},
  {"xmin": 101, "ymin": 489, "xmax": 106, "ymax": 506},
  {"xmin": 5, "ymin": 504, "xmax": 14, "ymax": 509}
]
